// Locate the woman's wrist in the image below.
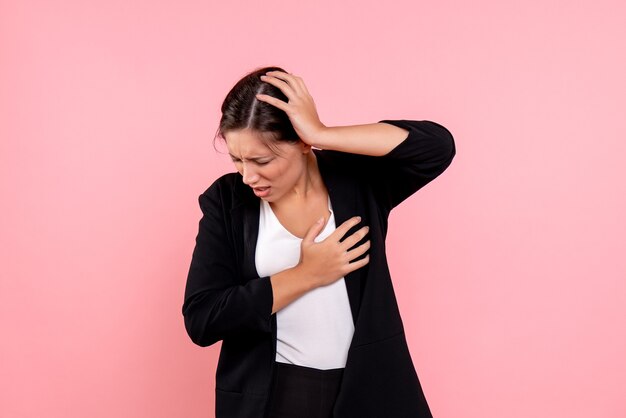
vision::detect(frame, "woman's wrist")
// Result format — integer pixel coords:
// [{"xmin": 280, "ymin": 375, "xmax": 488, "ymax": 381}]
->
[
  {"xmin": 293, "ymin": 263, "xmax": 322, "ymax": 290},
  {"xmin": 309, "ymin": 125, "xmax": 331, "ymax": 150},
  {"xmin": 269, "ymin": 264, "xmax": 319, "ymax": 314}
]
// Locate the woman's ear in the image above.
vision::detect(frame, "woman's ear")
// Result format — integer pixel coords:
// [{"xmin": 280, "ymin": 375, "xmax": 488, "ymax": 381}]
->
[{"xmin": 300, "ymin": 140, "xmax": 312, "ymax": 154}]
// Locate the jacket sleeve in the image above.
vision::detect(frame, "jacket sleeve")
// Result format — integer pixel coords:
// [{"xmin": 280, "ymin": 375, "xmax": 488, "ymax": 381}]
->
[
  {"xmin": 323, "ymin": 119, "xmax": 456, "ymax": 214},
  {"xmin": 181, "ymin": 180, "xmax": 273, "ymax": 347}
]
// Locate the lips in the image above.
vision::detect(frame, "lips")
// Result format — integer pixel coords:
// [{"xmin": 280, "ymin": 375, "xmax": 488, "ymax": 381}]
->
[{"xmin": 253, "ymin": 186, "xmax": 271, "ymax": 197}]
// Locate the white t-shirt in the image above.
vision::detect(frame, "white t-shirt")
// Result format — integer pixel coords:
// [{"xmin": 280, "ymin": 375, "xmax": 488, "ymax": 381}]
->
[{"xmin": 255, "ymin": 196, "xmax": 355, "ymax": 370}]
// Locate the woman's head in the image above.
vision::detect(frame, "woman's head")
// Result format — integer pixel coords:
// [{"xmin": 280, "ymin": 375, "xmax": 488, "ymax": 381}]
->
[{"xmin": 216, "ymin": 66, "xmax": 313, "ymax": 202}]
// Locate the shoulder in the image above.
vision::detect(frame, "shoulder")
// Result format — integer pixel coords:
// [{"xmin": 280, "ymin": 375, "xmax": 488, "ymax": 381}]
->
[
  {"xmin": 199, "ymin": 172, "xmax": 256, "ymax": 212},
  {"xmin": 201, "ymin": 172, "xmax": 240, "ymax": 198},
  {"xmin": 313, "ymin": 147, "xmax": 369, "ymax": 176}
]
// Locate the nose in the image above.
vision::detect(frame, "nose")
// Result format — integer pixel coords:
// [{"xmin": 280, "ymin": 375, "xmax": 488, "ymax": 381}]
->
[{"xmin": 241, "ymin": 163, "xmax": 260, "ymax": 186}]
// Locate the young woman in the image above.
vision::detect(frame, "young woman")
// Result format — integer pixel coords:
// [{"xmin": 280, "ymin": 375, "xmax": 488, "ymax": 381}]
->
[{"xmin": 182, "ymin": 66, "xmax": 456, "ymax": 418}]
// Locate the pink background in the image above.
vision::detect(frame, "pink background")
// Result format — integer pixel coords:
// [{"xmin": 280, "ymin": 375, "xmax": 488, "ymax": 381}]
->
[{"xmin": 1, "ymin": 0, "xmax": 625, "ymax": 417}]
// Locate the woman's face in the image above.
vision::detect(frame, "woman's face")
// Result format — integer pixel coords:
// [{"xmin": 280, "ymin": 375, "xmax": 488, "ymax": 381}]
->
[{"xmin": 224, "ymin": 129, "xmax": 310, "ymax": 202}]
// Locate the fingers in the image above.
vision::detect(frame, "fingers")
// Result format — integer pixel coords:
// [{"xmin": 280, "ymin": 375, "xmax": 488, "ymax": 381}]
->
[
  {"xmin": 260, "ymin": 71, "xmax": 306, "ymax": 99},
  {"xmin": 340, "ymin": 225, "xmax": 369, "ymax": 251},
  {"xmin": 346, "ymin": 239, "xmax": 371, "ymax": 263},
  {"xmin": 329, "ymin": 216, "xmax": 364, "ymax": 242},
  {"xmin": 344, "ymin": 253, "xmax": 370, "ymax": 274},
  {"xmin": 255, "ymin": 93, "xmax": 289, "ymax": 112},
  {"xmin": 260, "ymin": 74, "xmax": 295, "ymax": 101},
  {"xmin": 265, "ymin": 71, "xmax": 301, "ymax": 86},
  {"xmin": 302, "ymin": 216, "xmax": 326, "ymax": 244}
]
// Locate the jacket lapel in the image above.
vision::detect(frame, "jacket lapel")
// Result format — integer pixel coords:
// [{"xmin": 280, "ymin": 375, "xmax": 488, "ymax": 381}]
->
[
  {"xmin": 315, "ymin": 150, "xmax": 363, "ymax": 323},
  {"xmin": 229, "ymin": 178, "xmax": 261, "ymax": 282}
]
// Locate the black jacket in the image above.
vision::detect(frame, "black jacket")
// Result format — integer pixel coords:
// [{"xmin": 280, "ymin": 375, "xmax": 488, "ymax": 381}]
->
[{"xmin": 182, "ymin": 119, "xmax": 456, "ymax": 417}]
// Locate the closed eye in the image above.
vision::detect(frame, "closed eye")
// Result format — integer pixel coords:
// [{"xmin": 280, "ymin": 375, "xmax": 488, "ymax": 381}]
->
[{"xmin": 230, "ymin": 158, "xmax": 272, "ymax": 165}]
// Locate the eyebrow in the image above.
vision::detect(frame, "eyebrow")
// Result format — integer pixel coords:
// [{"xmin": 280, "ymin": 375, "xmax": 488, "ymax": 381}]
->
[{"xmin": 228, "ymin": 153, "xmax": 271, "ymax": 162}]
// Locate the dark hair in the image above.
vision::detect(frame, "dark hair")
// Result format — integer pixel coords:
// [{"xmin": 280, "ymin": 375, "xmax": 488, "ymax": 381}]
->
[{"xmin": 214, "ymin": 66, "xmax": 300, "ymax": 152}]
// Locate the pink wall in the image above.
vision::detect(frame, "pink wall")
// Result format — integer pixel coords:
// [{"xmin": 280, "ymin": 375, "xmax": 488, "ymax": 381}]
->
[{"xmin": 1, "ymin": 0, "xmax": 625, "ymax": 417}]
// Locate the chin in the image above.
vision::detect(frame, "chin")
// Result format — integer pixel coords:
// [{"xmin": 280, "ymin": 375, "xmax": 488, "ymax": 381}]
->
[{"xmin": 262, "ymin": 192, "xmax": 282, "ymax": 203}]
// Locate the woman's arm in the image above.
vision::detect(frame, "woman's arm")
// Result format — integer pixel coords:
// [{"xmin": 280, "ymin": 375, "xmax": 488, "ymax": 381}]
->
[
  {"xmin": 312, "ymin": 122, "xmax": 412, "ymax": 156},
  {"xmin": 268, "ymin": 120, "xmax": 455, "ymax": 313},
  {"xmin": 318, "ymin": 119, "xmax": 456, "ymax": 213},
  {"xmin": 182, "ymin": 181, "xmax": 273, "ymax": 347},
  {"xmin": 254, "ymin": 72, "xmax": 455, "ymax": 212}
]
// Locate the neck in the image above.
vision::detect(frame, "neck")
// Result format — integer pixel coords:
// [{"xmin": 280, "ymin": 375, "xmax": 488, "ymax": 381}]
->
[{"xmin": 275, "ymin": 152, "xmax": 325, "ymax": 206}]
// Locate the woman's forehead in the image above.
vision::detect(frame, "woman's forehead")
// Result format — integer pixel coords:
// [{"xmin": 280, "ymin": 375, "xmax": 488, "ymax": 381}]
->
[
  {"xmin": 224, "ymin": 129, "xmax": 273, "ymax": 155},
  {"xmin": 225, "ymin": 129, "xmax": 296, "ymax": 158}
]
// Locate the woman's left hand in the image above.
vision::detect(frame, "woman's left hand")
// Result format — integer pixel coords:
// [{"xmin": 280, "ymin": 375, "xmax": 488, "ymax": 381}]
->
[{"xmin": 256, "ymin": 71, "xmax": 327, "ymax": 146}]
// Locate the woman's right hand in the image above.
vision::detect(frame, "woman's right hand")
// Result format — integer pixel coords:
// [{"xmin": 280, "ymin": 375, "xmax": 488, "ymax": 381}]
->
[{"xmin": 298, "ymin": 216, "xmax": 371, "ymax": 288}]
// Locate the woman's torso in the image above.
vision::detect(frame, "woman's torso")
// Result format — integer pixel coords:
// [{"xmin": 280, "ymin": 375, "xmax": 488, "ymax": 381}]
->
[{"xmin": 255, "ymin": 191, "xmax": 355, "ymax": 370}]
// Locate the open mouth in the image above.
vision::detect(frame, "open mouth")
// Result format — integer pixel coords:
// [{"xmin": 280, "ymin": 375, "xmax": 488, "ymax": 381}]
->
[{"xmin": 253, "ymin": 186, "xmax": 271, "ymax": 197}]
